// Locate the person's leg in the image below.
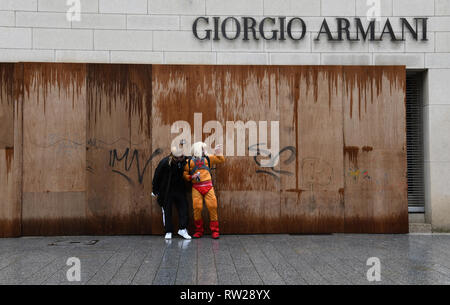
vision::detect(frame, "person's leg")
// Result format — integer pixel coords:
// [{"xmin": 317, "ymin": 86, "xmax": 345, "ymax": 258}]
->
[
  {"xmin": 174, "ymin": 192, "xmax": 189, "ymax": 230},
  {"xmin": 192, "ymin": 188, "xmax": 204, "ymax": 221},
  {"xmin": 173, "ymin": 192, "xmax": 191, "ymax": 239},
  {"xmin": 204, "ymin": 188, "xmax": 219, "ymax": 239},
  {"xmin": 192, "ymin": 188, "xmax": 204, "ymax": 238},
  {"xmin": 162, "ymin": 199, "xmax": 173, "ymax": 235},
  {"xmin": 204, "ymin": 188, "xmax": 218, "ymax": 221}
]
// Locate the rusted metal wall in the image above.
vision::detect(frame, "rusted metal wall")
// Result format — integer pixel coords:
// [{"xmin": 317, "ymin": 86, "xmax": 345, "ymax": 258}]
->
[
  {"xmin": 342, "ymin": 66, "xmax": 408, "ymax": 233},
  {"xmin": 0, "ymin": 64, "xmax": 21, "ymax": 237},
  {"xmin": 86, "ymin": 64, "xmax": 154, "ymax": 235},
  {"xmin": 21, "ymin": 63, "xmax": 87, "ymax": 235},
  {"xmin": 279, "ymin": 67, "xmax": 345, "ymax": 233},
  {"xmin": 0, "ymin": 63, "xmax": 407, "ymax": 236},
  {"xmin": 152, "ymin": 65, "xmax": 407, "ymax": 234}
]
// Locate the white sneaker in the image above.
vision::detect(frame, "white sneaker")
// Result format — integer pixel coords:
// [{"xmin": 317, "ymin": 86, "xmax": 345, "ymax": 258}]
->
[
  {"xmin": 165, "ymin": 233, "xmax": 172, "ymax": 239},
  {"xmin": 177, "ymin": 229, "xmax": 192, "ymax": 240}
]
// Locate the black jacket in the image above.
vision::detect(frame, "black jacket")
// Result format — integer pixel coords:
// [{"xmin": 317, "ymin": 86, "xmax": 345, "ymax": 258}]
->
[{"xmin": 152, "ymin": 156, "xmax": 186, "ymax": 207}]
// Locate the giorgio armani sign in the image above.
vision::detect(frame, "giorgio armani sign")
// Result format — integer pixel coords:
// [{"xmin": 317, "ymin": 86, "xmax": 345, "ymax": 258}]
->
[{"xmin": 192, "ymin": 17, "xmax": 428, "ymax": 42}]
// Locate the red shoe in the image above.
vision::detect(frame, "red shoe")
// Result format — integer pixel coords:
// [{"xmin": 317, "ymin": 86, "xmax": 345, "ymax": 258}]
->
[
  {"xmin": 210, "ymin": 221, "xmax": 220, "ymax": 239},
  {"xmin": 193, "ymin": 219, "xmax": 204, "ymax": 238}
]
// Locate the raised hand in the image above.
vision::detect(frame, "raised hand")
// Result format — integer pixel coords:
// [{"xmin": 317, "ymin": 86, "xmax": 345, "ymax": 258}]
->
[{"xmin": 214, "ymin": 144, "xmax": 223, "ymax": 155}]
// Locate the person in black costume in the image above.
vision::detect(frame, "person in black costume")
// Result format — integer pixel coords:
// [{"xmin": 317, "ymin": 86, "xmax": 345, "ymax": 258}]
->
[{"xmin": 152, "ymin": 145, "xmax": 191, "ymax": 240}]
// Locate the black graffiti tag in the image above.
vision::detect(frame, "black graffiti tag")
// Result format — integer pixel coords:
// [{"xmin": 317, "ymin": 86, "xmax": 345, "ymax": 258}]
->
[
  {"xmin": 248, "ymin": 143, "xmax": 296, "ymax": 181},
  {"xmin": 109, "ymin": 148, "xmax": 162, "ymax": 184}
]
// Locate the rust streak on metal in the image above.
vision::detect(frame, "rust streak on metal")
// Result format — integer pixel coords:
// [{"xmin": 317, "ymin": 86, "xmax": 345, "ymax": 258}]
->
[
  {"xmin": 293, "ymin": 70, "xmax": 300, "ymax": 191},
  {"xmin": 362, "ymin": 146, "xmax": 373, "ymax": 152},
  {"xmin": 4, "ymin": 147, "xmax": 13, "ymax": 174},
  {"xmin": 344, "ymin": 146, "xmax": 359, "ymax": 167},
  {"xmin": 87, "ymin": 64, "xmax": 152, "ymax": 138},
  {"xmin": 285, "ymin": 188, "xmax": 303, "ymax": 199},
  {"xmin": 344, "ymin": 66, "xmax": 406, "ymax": 120},
  {"xmin": 0, "ymin": 64, "xmax": 14, "ymax": 106},
  {"xmin": 326, "ymin": 67, "xmax": 340, "ymax": 112},
  {"xmin": 23, "ymin": 63, "xmax": 85, "ymax": 114},
  {"xmin": 338, "ymin": 188, "xmax": 345, "ymax": 204}
]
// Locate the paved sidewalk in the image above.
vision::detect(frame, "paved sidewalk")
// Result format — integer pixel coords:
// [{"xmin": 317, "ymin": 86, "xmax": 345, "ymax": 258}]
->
[{"xmin": 1, "ymin": 234, "xmax": 450, "ymax": 285}]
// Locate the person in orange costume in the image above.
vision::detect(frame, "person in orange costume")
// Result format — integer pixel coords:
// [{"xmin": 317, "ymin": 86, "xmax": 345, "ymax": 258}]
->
[{"xmin": 184, "ymin": 142, "xmax": 225, "ymax": 239}]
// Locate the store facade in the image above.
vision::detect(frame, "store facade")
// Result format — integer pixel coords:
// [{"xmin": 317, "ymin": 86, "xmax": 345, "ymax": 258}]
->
[{"xmin": 0, "ymin": 0, "xmax": 449, "ymax": 236}]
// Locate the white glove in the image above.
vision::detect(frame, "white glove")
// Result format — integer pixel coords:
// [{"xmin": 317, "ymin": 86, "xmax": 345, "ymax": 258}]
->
[{"xmin": 214, "ymin": 144, "xmax": 223, "ymax": 155}]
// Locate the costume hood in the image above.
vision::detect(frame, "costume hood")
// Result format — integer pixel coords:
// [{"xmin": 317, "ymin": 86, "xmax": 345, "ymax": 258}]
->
[{"xmin": 191, "ymin": 142, "xmax": 207, "ymax": 158}]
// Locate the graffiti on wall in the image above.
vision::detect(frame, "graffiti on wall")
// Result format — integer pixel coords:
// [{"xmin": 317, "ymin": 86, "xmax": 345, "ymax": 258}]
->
[
  {"xmin": 108, "ymin": 147, "xmax": 162, "ymax": 185},
  {"xmin": 348, "ymin": 167, "xmax": 371, "ymax": 182},
  {"xmin": 249, "ymin": 143, "xmax": 296, "ymax": 181}
]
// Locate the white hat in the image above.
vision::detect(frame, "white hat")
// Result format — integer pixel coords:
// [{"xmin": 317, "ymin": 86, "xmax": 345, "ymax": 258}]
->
[{"xmin": 171, "ymin": 146, "xmax": 183, "ymax": 157}]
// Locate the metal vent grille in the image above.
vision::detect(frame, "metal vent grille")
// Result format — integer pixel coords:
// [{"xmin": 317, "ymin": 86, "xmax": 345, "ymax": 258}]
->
[{"xmin": 406, "ymin": 72, "xmax": 425, "ymax": 211}]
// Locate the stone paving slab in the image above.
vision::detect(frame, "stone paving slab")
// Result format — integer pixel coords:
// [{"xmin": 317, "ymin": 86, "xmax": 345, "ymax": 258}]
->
[{"xmin": 1, "ymin": 234, "xmax": 450, "ymax": 285}]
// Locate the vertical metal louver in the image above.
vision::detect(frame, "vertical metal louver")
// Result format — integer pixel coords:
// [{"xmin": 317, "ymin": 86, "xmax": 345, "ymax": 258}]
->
[{"xmin": 406, "ymin": 71, "xmax": 425, "ymax": 212}]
